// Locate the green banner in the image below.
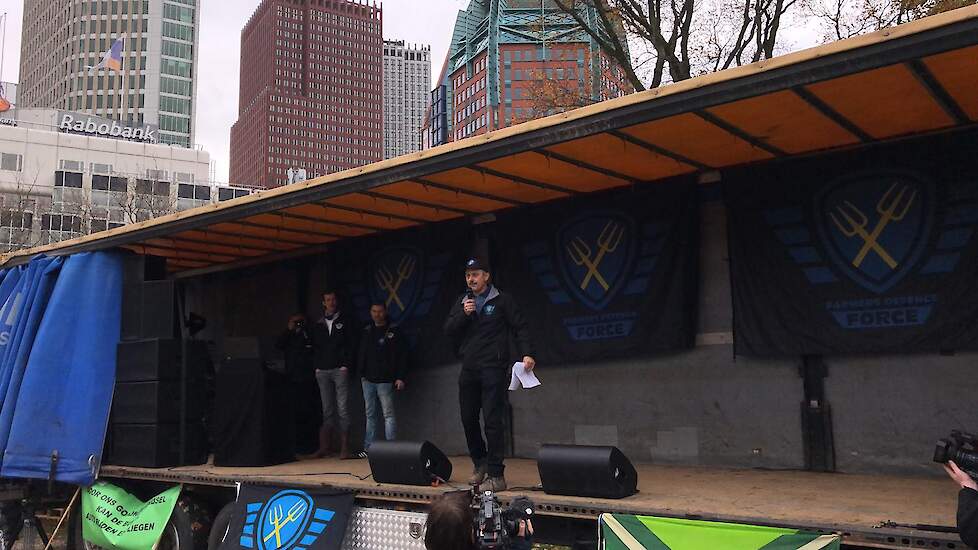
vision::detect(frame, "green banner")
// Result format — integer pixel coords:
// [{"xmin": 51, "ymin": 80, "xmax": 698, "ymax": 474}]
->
[
  {"xmin": 81, "ymin": 482, "xmax": 181, "ymax": 550},
  {"xmin": 600, "ymin": 514, "xmax": 841, "ymax": 550}
]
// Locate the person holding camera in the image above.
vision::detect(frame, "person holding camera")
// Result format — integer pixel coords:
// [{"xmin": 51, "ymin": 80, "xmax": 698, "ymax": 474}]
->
[
  {"xmin": 311, "ymin": 290, "xmax": 356, "ymax": 459},
  {"xmin": 424, "ymin": 492, "xmax": 533, "ymax": 550},
  {"xmin": 944, "ymin": 460, "xmax": 978, "ymax": 546},
  {"xmin": 443, "ymin": 258, "xmax": 536, "ymax": 492},
  {"xmin": 275, "ymin": 314, "xmax": 314, "ymax": 458},
  {"xmin": 357, "ymin": 301, "xmax": 408, "ymax": 458}
]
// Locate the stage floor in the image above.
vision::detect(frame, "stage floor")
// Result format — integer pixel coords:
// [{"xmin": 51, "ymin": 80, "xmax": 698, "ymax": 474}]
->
[{"xmin": 101, "ymin": 457, "xmax": 961, "ymax": 548}]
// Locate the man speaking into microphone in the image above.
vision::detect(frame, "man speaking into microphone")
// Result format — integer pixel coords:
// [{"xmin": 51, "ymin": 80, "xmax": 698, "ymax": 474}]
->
[{"xmin": 444, "ymin": 258, "xmax": 536, "ymax": 491}]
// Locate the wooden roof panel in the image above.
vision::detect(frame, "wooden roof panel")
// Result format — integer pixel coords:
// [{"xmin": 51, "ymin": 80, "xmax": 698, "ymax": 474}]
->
[
  {"xmin": 373, "ymin": 181, "xmax": 516, "ymax": 212},
  {"xmin": 207, "ymin": 222, "xmax": 337, "ymax": 245},
  {"xmin": 245, "ymin": 213, "xmax": 374, "ymax": 238},
  {"xmin": 325, "ymin": 193, "xmax": 459, "ymax": 223},
  {"xmin": 922, "ymin": 44, "xmax": 978, "ymax": 122},
  {"xmin": 706, "ymin": 90, "xmax": 862, "ymax": 154},
  {"xmin": 283, "ymin": 203, "xmax": 414, "ymax": 230},
  {"xmin": 478, "ymin": 152, "xmax": 627, "ymax": 192},
  {"xmin": 545, "ymin": 133, "xmax": 696, "ymax": 181},
  {"xmin": 423, "ymin": 168, "xmax": 571, "ymax": 203},
  {"xmin": 621, "ymin": 113, "xmax": 775, "ymax": 167},
  {"xmin": 806, "ymin": 64, "xmax": 955, "ymax": 139},
  {"xmin": 171, "ymin": 230, "xmax": 298, "ymax": 252}
]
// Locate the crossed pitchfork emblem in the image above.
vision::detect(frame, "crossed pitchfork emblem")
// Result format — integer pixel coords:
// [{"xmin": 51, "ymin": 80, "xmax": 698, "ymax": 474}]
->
[
  {"xmin": 263, "ymin": 500, "xmax": 308, "ymax": 549},
  {"xmin": 565, "ymin": 220, "xmax": 625, "ymax": 292},
  {"xmin": 829, "ymin": 182, "xmax": 916, "ymax": 269},
  {"xmin": 375, "ymin": 255, "xmax": 417, "ymax": 311}
]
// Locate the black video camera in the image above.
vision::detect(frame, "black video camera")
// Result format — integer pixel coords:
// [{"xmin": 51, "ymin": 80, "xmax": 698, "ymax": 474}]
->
[
  {"xmin": 934, "ymin": 430, "xmax": 978, "ymax": 478},
  {"xmin": 472, "ymin": 490, "xmax": 534, "ymax": 550}
]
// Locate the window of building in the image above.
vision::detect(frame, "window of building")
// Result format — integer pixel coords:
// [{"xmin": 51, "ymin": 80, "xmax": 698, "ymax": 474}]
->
[
  {"xmin": 136, "ymin": 179, "xmax": 171, "ymax": 196},
  {"xmin": 91, "ymin": 163, "xmax": 113, "ymax": 175},
  {"xmin": 178, "ymin": 184, "xmax": 210, "ymax": 200},
  {"xmin": 55, "ymin": 171, "xmax": 84, "ymax": 188},
  {"xmin": 0, "ymin": 153, "xmax": 22, "ymax": 172}
]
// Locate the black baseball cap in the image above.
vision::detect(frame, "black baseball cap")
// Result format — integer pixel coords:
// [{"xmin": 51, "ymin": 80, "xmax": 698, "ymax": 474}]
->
[{"xmin": 463, "ymin": 257, "xmax": 490, "ymax": 272}]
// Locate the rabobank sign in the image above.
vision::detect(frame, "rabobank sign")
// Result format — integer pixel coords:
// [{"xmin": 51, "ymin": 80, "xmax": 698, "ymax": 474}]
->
[{"xmin": 58, "ymin": 111, "xmax": 158, "ymax": 143}]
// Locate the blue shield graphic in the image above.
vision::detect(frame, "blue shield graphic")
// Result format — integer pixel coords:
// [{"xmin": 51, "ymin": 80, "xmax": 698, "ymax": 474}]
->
[
  {"xmin": 557, "ymin": 212, "xmax": 636, "ymax": 310},
  {"xmin": 367, "ymin": 247, "xmax": 423, "ymax": 323},
  {"xmin": 816, "ymin": 173, "xmax": 935, "ymax": 293},
  {"xmin": 256, "ymin": 490, "xmax": 314, "ymax": 550}
]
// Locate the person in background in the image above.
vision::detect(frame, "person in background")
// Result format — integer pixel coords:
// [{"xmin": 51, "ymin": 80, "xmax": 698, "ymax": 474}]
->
[
  {"xmin": 311, "ymin": 290, "xmax": 356, "ymax": 459},
  {"xmin": 357, "ymin": 301, "xmax": 408, "ymax": 459},
  {"xmin": 275, "ymin": 313, "xmax": 314, "ymax": 459},
  {"xmin": 944, "ymin": 460, "xmax": 978, "ymax": 547}
]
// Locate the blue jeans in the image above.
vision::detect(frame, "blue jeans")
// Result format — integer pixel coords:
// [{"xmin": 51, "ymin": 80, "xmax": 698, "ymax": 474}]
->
[{"xmin": 362, "ymin": 380, "xmax": 396, "ymax": 450}]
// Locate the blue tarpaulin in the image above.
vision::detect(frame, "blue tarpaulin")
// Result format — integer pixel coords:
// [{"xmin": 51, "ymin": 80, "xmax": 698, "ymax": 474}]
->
[{"xmin": 0, "ymin": 252, "xmax": 123, "ymax": 485}]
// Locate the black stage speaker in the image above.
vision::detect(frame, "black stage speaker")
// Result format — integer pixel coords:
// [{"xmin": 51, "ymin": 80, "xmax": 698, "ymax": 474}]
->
[
  {"xmin": 537, "ymin": 444, "xmax": 638, "ymax": 499},
  {"xmin": 108, "ymin": 422, "xmax": 208, "ymax": 468},
  {"xmin": 367, "ymin": 441, "xmax": 453, "ymax": 486},
  {"xmin": 121, "ymin": 281, "xmax": 177, "ymax": 341},
  {"xmin": 116, "ymin": 338, "xmax": 209, "ymax": 382},
  {"xmin": 112, "ymin": 380, "xmax": 205, "ymax": 423}
]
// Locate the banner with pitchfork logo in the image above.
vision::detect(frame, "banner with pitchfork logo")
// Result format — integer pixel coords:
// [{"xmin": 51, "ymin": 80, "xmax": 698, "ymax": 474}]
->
[
  {"xmin": 726, "ymin": 135, "xmax": 978, "ymax": 356},
  {"xmin": 220, "ymin": 485, "xmax": 354, "ymax": 550},
  {"xmin": 329, "ymin": 219, "xmax": 472, "ymax": 367},
  {"xmin": 493, "ymin": 182, "xmax": 699, "ymax": 363}
]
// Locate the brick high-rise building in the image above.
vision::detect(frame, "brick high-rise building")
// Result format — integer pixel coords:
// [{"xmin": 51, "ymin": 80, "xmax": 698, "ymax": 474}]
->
[
  {"xmin": 18, "ymin": 0, "xmax": 200, "ymax": 148},
  {"xmin": 230, "ymin": 0, "xmax": 383, "ymax": 189},
  {"xmin": 422, "ymin": 0, "xmax": 631, "ymax": 148},
  {"xmin": 383, "ymin": 40, "xmax": 431, "ymax": 160}
]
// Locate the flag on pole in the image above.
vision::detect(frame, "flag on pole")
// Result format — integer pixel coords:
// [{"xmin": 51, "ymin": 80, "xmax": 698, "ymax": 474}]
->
[{"xmin": 88, "ymin": 37, "xmax": 125, "ymax": 72}]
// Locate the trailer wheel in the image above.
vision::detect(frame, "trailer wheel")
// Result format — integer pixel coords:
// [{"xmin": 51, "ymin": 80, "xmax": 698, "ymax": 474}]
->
[
  {"xmin": 206, "ymin": 502, "xmax": 235, "ymax": 550},
  {"xmin": 67, "ymin": 497, "xmax": 199, "ymax": 550}
]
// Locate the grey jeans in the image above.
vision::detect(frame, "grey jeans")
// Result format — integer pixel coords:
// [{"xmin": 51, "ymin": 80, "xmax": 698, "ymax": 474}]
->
[{"xmin": 315, "ymin": 368, "xmax": 350, "ymax": 431}]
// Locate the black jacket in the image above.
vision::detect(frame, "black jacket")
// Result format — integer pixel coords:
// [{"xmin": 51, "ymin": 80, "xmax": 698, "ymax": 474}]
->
[
  {"xmin": 960, "ymin": 487, "xmax": 978, "ymax": 547},
  {"xmin": 443, "ymin": 286, "xmax": 534, "ymax": 371},
  {"xmin": 311, "ymin": 313, "xmax": 356, "ymax": 371},
  {"xmin": 274, "ymin": 327, "xmax": 314, "ymax": 382},
  {"xmin": 357, "ymin": 323, "xmax": 409, "ymax": 383}
]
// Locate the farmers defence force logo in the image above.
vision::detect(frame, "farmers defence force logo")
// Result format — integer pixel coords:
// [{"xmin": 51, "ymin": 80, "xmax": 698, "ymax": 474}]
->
[
  {"xmin": 240, "ymin": 490, "xmax": 335, "ymax": 550},
  {"xmin": 767, "ymin": 173, "xmax": 976, "ymax": 330},
  {"xmin": 523, "ymin": 211, "xmax": 662, "ymax": 341},
  {"xmin": 343, "ymin": 245, "xmax": 448, "ymax": 327}
]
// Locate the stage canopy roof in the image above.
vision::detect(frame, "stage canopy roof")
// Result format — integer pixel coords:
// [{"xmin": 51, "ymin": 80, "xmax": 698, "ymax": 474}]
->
[{"xmin": 3, "ymin": 6, "xmax": 977, "ymax": 275}]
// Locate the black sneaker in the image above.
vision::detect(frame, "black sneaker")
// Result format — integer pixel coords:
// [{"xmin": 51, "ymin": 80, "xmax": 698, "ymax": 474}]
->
[
  {"xmin": 469, "ymin": 461, "xmax": 488, "ymax": 485},
  {"xmin": 357, "ymin": 451, "xmax": 368, "ymax": 459},
  {"xmin": 479, "ymin": 476, "xmax": 507, "ymax": 492}
]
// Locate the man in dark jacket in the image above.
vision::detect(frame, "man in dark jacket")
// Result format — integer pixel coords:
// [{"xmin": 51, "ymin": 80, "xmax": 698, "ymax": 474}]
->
[
  {"xmin": 443, "ymin": 258, "xmax": 535, "ymax": 491},
  {"xmin": 357, "ymin": 302, "xmax": 408, "ymax": 458},
  {"xmin": 311, "ymin": 291, "xmax": 356, "ymax": 459},
  {"xmin": 944, "ymin": 460, "xmax": 978, "ymax": 547}
]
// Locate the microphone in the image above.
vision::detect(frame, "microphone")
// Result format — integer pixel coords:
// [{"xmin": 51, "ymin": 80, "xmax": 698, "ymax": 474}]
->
[{"xmin": 465, "ymin": 290, "xmax": 475, "ymax": 301}]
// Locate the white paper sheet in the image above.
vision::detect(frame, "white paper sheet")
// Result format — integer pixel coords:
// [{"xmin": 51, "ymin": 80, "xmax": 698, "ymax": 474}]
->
[{"xmin": 508, "ymin": 361, "xmax": 541, "ymax": 390}]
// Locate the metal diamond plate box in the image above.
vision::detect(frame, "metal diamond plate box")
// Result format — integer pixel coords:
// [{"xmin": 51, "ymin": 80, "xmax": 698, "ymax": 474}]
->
[{"xmin": 340, "ymin": 506, "xmax": 428, "ymax": 550}]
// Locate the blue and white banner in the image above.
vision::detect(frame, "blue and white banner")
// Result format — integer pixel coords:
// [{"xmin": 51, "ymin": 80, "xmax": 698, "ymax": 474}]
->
[
  {"xmin": 726, "ymin": 134, "xmax": 978, "ymax": 356},
  {"xmin": 220, "ymin": 485, "xmax": 353, "ymax": 550},
  {"xmin": 493, "ymin": 183, "xmax": 699, "ymax": 364}
]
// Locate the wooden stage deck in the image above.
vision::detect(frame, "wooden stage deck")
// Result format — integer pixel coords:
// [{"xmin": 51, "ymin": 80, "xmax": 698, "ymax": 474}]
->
[{"xmin": 100, "ymin": 457, "xmax": 963, "ymax": 549}]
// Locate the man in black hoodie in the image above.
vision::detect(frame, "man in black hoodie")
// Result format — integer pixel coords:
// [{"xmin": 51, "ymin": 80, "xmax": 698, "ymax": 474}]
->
[
  {"xmin": 443, "ymin": 258, "xmax": 535, "ymax": 492},
  {"xmin": 357, "ymin": 302, "xmax": 408, "ymax": 458},
  {"xmin": 944, "ymin": 460, "xmax": 978, "ymax": 547}
]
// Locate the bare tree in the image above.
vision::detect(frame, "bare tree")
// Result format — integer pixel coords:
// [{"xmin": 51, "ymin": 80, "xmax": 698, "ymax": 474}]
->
[
  {"xmin": 805, "ymin": 0, "xmax": 974, "ymax": 41},
  {"xmin": 0, "ymin": 168, "xmax": 46, "ymax": 252},
  {"xmin": 554, "ymin": 0, "xmax": 799, "ymax": 89},
  {"xmin": 117, "ymin": 176, "xmax": 176, "ymax": 225}
]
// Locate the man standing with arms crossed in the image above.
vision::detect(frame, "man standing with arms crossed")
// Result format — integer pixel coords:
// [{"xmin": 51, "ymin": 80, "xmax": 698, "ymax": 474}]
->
[
  {"xmin": 444, "ymin": 258, "xmax": 536, "ymax": 491},
  {"xmin": 357, "ymin": 302, "xmax": 408, "ymax": 458}
]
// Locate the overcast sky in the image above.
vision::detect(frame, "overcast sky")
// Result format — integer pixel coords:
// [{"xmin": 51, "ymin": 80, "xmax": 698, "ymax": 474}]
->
[
  {"xmin": 1, "ymin": 1, "xmax": 466, "ymax": 183},
  {"xmin": 1, "ymin": 1, "xmax": 819, "ymax": 183}
]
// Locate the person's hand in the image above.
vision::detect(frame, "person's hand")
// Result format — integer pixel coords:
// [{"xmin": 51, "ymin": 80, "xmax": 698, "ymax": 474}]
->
[
  {"xmin": 945, "ymin": 460, "xmax": 978, "ymax": 491},
  {"xmin": 463, "ymin": 298, "xmax": 476, "ymax": 316},
  {"xmin": 394, "ymin": 380, "xmax": 405, "ymax": 391},
  {"xmin": 517, "ymin": 519, "xmax": 534, "ymax": 539},
  {"xmin": 522, "ymin": 356, "xmax": 536, "ymax": 371}
]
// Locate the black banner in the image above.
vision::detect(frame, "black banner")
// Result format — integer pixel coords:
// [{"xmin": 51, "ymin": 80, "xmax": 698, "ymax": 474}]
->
[
  {"xmin": 220, "ymin": 485, "xmax": 354, "ymax": 550},
  {"xmin": 493, "ymin": 183, "xmax": 699, "ymax": 364},
  {"xmin": 328, "ymin": 220, "xmax": 472, "ymax": 367},
  {"xmin": 726, "ymin": 132, "xmax": 978, "ymax": 356}
]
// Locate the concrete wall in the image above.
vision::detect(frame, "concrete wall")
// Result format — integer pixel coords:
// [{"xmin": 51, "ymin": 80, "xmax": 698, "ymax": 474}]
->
[{"xmin": 185, "ymin": 198, "xmax": 978, "ymax": 476}]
